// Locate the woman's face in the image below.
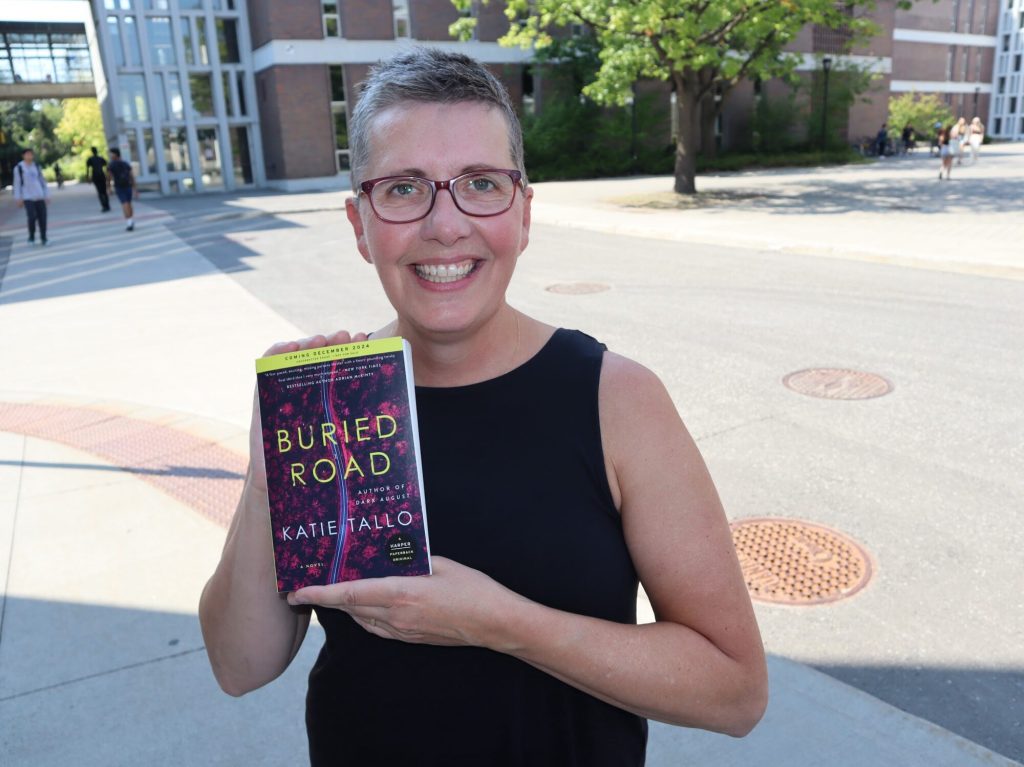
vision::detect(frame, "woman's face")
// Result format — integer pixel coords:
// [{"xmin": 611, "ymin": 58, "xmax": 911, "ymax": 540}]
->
[{"xmin": 346, "ymin": 101, "xmax": 532, "ymax": 339}]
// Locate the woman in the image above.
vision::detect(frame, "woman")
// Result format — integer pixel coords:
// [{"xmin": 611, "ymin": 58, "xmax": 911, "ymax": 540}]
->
[
  {"xmin": 938, "ymin": 125, "xmax": 954, "ymax": 180},
  {"xmin": 199, "ymin": 49, "xmax": 767, "ymax": 766},
  {"xmin": 969, "ymin": 116, "xmax": 985, "ymax": 154}
]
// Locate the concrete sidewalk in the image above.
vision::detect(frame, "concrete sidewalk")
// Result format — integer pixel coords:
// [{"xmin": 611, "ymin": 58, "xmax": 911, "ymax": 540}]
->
[{"xmin": 1, "ymin": 182, "xmax": 1020, "ymax": 766}]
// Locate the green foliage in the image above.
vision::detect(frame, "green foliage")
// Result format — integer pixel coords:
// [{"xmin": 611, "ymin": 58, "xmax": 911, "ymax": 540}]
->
[
  {"xmin": 451, "ymin": 0, "xmax": 883, "ymax": 192},
  {"xmin": 55, "ymin": 98, "xmax": 107, "ymax": 181},
  {"xmin": 697, "ymin": 148, "xmax": 867, "ymax": 173},
  {"xmin": 804, "ymin": 61, "xmax": 882, "ymax": 149},
  {"xmin": 751, "ymin": 91, "xmax": 802, "ymax": 152},
  {"xmin": 522, "ymin": 93, "xmax": 671, "ymax": 181},
  {"xmin": 887, "ymin": 91, "xmax": 955, "ymax": 141}
]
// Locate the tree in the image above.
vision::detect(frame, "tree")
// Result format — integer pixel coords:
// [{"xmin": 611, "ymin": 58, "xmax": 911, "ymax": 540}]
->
[
  {"xmin": 452, "ymin": 0, "xmax": 884, "ymax": 194},
  {"xmin": 55, "ymin": 98, "xmax": 107, "ymax": 180},
  {"xmin": 887, "ymin": 91, "xmax": 954, "ymax": 144}
]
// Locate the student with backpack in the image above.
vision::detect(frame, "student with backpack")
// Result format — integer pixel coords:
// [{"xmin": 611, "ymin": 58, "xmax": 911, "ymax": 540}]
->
[
  {"xmin": 12, "ymin": 147, "xmax": 50, "ymax": 246},
  {"xmin": 107, "ymin": 148, "xmax": 137, "ymax": 231}
]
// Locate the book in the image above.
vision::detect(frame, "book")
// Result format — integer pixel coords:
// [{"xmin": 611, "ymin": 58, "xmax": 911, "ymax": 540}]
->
[{"xmin": 255, "ymin": 337, "xmax": 431, "ymax": 592}]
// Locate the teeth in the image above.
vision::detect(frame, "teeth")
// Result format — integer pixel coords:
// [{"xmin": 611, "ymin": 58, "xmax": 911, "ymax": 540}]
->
[{"xmin": 414, "ymin": 261, "xmax": 476, "ymax": 283}]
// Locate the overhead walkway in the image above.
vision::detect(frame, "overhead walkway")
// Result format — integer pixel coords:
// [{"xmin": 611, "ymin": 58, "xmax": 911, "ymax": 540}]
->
[{"xmin": 0, "ymin": 20, "xmax": 95, "ymax": 100}]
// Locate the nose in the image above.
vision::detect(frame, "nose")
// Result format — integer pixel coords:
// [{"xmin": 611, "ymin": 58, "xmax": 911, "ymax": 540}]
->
[{"xmin": 419, "ymin": 184, "xmax": 472, "ymax": 245}]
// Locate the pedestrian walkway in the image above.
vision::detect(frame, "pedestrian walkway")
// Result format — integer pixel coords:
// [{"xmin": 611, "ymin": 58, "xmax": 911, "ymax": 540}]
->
[
  {"xmin": 1, "ymin": 182, "xmax": 1020, "ymax": 766},
  {"xmin": 531, "ymin": 143, "xmax": 1024, "ymax": 280}
]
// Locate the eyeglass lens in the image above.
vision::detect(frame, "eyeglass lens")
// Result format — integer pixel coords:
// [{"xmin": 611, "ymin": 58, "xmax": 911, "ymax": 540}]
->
[{"xmin": 370, "ymin": 171, "xmax": 517, "ymax": 222}]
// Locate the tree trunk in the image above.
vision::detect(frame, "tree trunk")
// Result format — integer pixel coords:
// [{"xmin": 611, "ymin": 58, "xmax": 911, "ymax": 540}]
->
[
  {"xmin": 700, "ymin": 92, "xmax": 718, "ymax": 159},
  {"xmin": 673, "ymin": 73, "xmax": 700, "ymax": 195}
]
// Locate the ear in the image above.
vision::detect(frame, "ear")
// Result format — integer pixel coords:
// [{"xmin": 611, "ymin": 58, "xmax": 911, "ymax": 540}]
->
[
  {"xmin": 517, "ymin": 185, "xmax": 533, "ymax": 257},
  {"xmin": 346, "ymin": 196, "xmax": 373, "ymax": 264}
]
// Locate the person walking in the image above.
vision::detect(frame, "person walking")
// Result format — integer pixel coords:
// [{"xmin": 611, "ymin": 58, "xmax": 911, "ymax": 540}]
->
[
  {"xmin": 951, "ymin": 116, "xmax": 967, "ymax": 164},
  {"xmin": 86, "ymin": 147, "xmax": 110, "ymax": 212},
  {"xmin": 12, "ymin": 147, "xmax": 50, "ymax": 246},
  {"xmin": 875, "ymin": 123, "xmax": 889, "ymax": 157},
  {"xmin": 937, "ymin": 125, "xmax": 953, "ymax": 180},
  {"xmin": 968, "ymin": 116, "xmax": 985, "ymax": 157},
  {"xmin": 901, "ymin": 123, "xmax": 915, "ymax": 154},
  {"xmin": 54, "ymin": 162, "xmax": 65, "ymax": 190},
  {"xmin": 106, "ymin": 148, "xmax": 136, "ymax": 231}
]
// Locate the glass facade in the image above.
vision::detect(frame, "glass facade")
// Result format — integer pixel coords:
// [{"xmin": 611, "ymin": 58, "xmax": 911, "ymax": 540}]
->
[
  {"xmin": 94, "ymin": 0, "xmax": 262, "ymax": 192},
  {"xmin": 0, "ymin": 22, "xmax": 93, "ymax": 84}
]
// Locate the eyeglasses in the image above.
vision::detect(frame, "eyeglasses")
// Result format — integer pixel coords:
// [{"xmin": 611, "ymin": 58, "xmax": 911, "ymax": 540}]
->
[{"xmin": 359, "ymin": 169, "xmax": 524, "ymax": 224}]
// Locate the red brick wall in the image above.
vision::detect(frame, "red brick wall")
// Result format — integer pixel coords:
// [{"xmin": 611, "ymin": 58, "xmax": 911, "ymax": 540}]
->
[
  {"xmin": 476, "ymin": 1, "xmax": 510, "ymax": 42},
  {"xmin": 256, "ymin": 65, "xmax": 336, "ymax": 179},
  {"xmin": 410, "ymin": 0, "xmax": 459, "ymax": 41},
  {"xmin": 248, "ymin": 0, "xmax": 323, "ymax": 49},
  {"xmin": 341, "ymin": 0, "xmax": 394, "ymax": 40}
]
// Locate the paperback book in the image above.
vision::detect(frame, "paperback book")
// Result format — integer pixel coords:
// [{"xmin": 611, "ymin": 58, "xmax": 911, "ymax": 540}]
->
[{"xmin": 255, "ymin": 337, "xmax": 431, "ymax": 592}]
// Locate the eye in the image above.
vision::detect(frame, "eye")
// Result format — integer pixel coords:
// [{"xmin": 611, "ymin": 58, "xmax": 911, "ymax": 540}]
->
[{"xmin": 385, "ymin": 181, "xmax": 420, "ymax": 197}]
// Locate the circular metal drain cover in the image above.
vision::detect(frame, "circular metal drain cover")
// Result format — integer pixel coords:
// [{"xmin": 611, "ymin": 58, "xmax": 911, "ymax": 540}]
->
[
  {"xmin": 783, "ymin": 368, "xmax": 892, "ymax": 400},
  {"xmin": 545, "ymin": 282, "xmax": 611, "ymax": 295},
  {"xmin": 730, "ymin": 518, "xmax": 873, "ymax": 605}
]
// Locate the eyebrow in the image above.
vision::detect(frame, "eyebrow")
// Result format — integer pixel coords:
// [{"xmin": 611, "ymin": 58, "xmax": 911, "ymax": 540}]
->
[{"xmin": 386, "ymin": 163, "xmax": 505, "ymax": 178}]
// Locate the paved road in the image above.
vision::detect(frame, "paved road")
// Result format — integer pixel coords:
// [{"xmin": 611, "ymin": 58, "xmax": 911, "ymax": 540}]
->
[{"xmin": 1, "ymin": 148, "xmax": 1021, "ymax": 765}]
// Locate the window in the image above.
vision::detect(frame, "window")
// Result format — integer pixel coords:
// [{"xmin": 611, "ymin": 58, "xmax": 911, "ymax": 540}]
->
[
  {"xmin": 123, "ymin": 16, "xmax": 141, "ymax": 67},
  {"xmin": 147, "ymin": 17, "xmax": 176, "ymax": 66},
  {"xmin": 994, "ymin": 117, "xmax": 1001, "ymax": 133},
  {"xmin": 189, "ymin": 72, "xmax": 215, "ymax": 116},
  {"xmin": 166, "ymin": 72, "xmax": 184, "ymax": 119},
  {"xmin": 329, "ymin": 65, "xmax": 350, "ymax": 172},
  {"xmin": 152, "ymin": 73, "xmax": 166, "ymax": 120},
  {"xmin": 145, "ymin": 0, "xmax": 170, "ymax": 9},
  {"xmin": 222, "ymin": 71, "xmax": 234, "ymax": 116},
  {"xmin": 229, "ymin": 126, "xmax": 253, "ymax": 185},
  {"xmin": 107, "ymin": 17, "xmax": 124, "ymax": 68},
  {"xmin": 1003, "ymin": 34, "xmax": 1011, "ymax": 51},
  {"xmin": 179, "ymin": 0, "xmax": 203, "ymax": 9},
  {"xmin": 197, "ymin": 128, "xmax": 223, "ymax": 188},
  {"xmin": 143, "ymin": 128, "xmax": 157, "ymax": 174},
  {"xmin": 1016, "ymin": 53, "xmax": 1022, "ymax": 71},
  {"xmin": 236, "ymin": 71, "xmax": 248, "ymax": 115},
  {"xmin": 162, "ymin": 127, "xmax": 190, "ymax": 171},
  {"xmin": 216, "ymin": 18, "xmax": 240, "ymax": 63},
  {"xmin": 196, "ymin": 17, "xmax": 210, "ymax": 65},
  {"xmin": 999, "ymin": 76, "xmax": 1006, "ymax": 93},
  {"xmin": 323, "ymin": 2, "xmax": 341, "ymax": 37},
  {"xmin": 119, "ymin": 73, "xmax": 149, "ymax": 120},
  {"xmin": 393, "ymin": 0, "xmax": 410, "ymax": 38},
  {"xmin": 182, "ymin": 18, "xmax": 195, "ymax": 65},
  {"xmin": 1011, "ymin": 97, "xmax": 1019, "ymax": 112}
]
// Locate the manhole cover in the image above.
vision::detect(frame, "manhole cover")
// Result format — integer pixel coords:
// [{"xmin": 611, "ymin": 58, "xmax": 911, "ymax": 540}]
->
[
  {"xmin": 545, "ymin": 282, "xmax": 611, "ymax": 295},
  {"xmin": 730, "ymin": 518, "xmax": 873, "ymax": 605},
  {"xmin": 783, "ymin": 368, "xmax": 892, "ymax": 400}
]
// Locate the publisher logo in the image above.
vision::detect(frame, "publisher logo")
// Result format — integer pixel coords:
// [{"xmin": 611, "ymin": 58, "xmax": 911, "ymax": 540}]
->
[{"xmin": 386, "ymin": 533, "xmax": 417, "ymax": 566}]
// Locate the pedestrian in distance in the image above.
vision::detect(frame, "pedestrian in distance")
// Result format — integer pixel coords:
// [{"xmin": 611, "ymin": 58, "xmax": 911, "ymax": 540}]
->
[
  {"xmin": 968, "ymin": 116, "xmax": 985, "ymax": 157},
  {"xmin": 199, "ymin": 48, "xmax": 768, "ymax": 767},
  {"xmin": 901, "ymin": 123, "xmax": 915, "ymax": 154},
  {"xmin": 875, "ymin": 123, "xmax": 888, "ymax": 157},
  {"xmin": 938, "ymin": 125, "xmax": 954, "ymax": 180},
  {"xmin": 106, "ymin": 148, "xmax": 136, "ymax": 231},
  {"xmin": 86, "ymin": 147, "xmax": 110, "ymax": 212},
  {"xmin": 54, "ymin": 162, "xmax": 64, "ymax": 190},
  {"xmin": 951, "ymin": 116, "xmax": 967, "ymax": 164},
  {"xmin": 12, "ymin": 147, "xmax": 50, "ymax": 246}
]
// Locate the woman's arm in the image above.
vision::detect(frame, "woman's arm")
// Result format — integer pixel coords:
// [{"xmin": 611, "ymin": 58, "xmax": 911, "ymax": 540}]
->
[
  {"xmin": 199, "ymin": 331, "xmax": 367, "ymax": 695},
  {"xmin": 289, "ymin": 353, "xmax": 767, "ymax": 735}
]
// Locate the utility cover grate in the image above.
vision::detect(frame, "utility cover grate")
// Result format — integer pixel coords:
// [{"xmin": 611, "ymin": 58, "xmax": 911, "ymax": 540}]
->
[
  {"xmin": 730, "ymin": 518, "xmax": 873, "ymax": 605},
  {"xmin": 783, "ymin": 368, "xmax": 892, "ymax": 400}
]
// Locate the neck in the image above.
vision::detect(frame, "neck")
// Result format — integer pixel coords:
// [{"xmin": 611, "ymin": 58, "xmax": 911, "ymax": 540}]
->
[{"xmin": 386, "ymin": 305, "xmax": 523, "ymax": 387}]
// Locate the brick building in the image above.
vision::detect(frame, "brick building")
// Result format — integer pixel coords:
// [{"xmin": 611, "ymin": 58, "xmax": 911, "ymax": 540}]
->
[{"xmin": 85, "ymin": 0, "xmax": 1014, "ymax": 194}]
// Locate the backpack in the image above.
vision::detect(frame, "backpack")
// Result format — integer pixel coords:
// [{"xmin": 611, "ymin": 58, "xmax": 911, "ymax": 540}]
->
[{"xmin": 110, "ymin": 160, "xmax": 132, "ymax": 188}]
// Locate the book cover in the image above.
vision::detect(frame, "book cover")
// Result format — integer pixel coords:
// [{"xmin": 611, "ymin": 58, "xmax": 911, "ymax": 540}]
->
[{"xmin": 255, "ymin": 337, "xmax": 431, "ymax": 592}]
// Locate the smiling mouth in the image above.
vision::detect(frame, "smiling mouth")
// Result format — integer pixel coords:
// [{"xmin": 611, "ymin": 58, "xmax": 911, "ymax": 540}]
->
[{"xmin": 413, "ymin": 260, "xmax": 479, "ymax": 284}]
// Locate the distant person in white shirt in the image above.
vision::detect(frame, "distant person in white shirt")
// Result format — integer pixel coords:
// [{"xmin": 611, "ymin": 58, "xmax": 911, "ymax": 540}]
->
[{"xmin": 12, "ymin": 147, "xmax": 50, "ymax": 246}]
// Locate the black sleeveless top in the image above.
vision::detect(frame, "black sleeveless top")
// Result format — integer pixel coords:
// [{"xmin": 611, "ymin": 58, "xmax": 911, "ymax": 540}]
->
[{"xmin": 306, "ymin": 329, "xmax": 646, "ymax": 766}]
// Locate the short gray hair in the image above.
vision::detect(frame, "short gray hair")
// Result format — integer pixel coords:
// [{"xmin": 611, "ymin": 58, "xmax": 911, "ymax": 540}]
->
[{"xmin": 348, "ymin": 47, "xmax": 526, "ymax": 191}]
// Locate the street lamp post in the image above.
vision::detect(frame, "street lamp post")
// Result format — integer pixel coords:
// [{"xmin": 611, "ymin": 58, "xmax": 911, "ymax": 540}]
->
[{"xmin": 821, "ymin": 56, "xmax": 833, "ymax": 151}]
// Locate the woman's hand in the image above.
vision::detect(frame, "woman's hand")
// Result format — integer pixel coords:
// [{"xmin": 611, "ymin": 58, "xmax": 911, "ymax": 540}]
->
[
  {"xmin": 287, "ymin": 556, "xmax": 523, "ymax": 650},
  {"xmin": 249, "ymin": 330, "xmax": 368, "ymax": 493}
]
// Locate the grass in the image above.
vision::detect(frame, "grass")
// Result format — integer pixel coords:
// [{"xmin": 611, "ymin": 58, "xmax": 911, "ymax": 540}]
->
[{"xmin": 696, "ymin": 148, "xmax": 869, "ymax": 173}]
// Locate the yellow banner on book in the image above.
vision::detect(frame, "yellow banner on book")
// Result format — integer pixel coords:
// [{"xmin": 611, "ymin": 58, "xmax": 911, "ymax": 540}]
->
[{"xmin": 255, "ymin": 337, "xmax": 405, "ymax": 374}]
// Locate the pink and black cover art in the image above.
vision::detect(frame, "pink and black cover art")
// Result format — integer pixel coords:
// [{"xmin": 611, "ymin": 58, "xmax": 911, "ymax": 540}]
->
[{"xmin": 256, "ymin": 339, "xmax": 431, "ymax": 592}]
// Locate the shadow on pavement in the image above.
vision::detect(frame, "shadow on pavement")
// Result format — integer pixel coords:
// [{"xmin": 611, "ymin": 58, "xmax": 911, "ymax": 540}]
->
[
  {"xmin": 0, "ymin": 597, "xmax": 315, "ymax": 767},
  {"xmin": 0, "ymin": 196, "xmax": 303, "ymax": 305},
  {"xmin": 813, "ymin": 662, "xmax": 1024, "ymax": 761}
]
